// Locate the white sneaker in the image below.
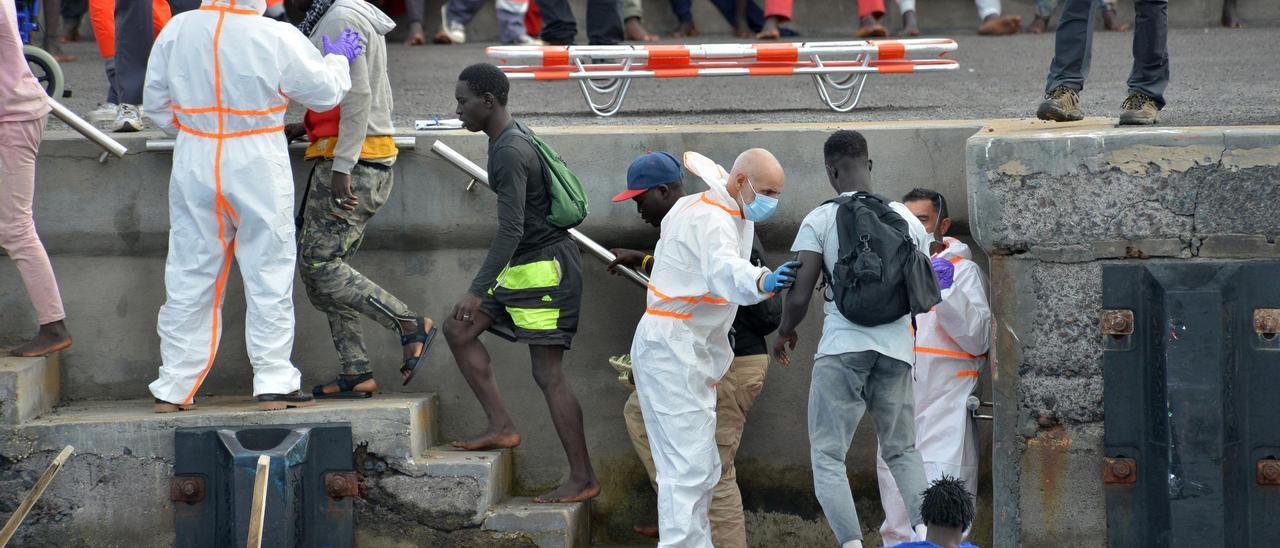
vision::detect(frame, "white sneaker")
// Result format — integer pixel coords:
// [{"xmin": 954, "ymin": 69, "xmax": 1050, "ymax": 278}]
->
[
  {"xmin": 433, "ymin": 5, "xmax": 466, "ymax": 44},
  {"xmin": 88, "ymin": 102, "xmax": 119, "ymax": 123},
  {"xmin": 112, "ymin": 104, "xmax": 144, "ymax": 133},
  {"xmin": 507, "ymin": 34, "xmax": 543, "ymax": 46}
]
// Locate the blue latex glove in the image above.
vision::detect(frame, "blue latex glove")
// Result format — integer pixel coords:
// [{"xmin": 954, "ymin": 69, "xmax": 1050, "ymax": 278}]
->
[
  {"xmin": 762, "ymin": 260, "xmax": 801, "ymax": 293},
  {"xmin": 931, "ymin": 257, "xmax": 955, "ymax": 290},
  {"xmin": 323, "ymin": 28, "xmax": 365, "ymax": 63}
]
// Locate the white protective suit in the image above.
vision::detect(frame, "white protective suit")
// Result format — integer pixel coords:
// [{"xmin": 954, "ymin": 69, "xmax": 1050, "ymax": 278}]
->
[
  {"xmin": 876, "ymin": 237, "xmax": 991, "ymax": 544},
  {"xmin": 631, "ymin": 152, "xmax": 773, "ymax": 548},
  {"xmin": 143, "ymin": 0, "xmax": 352, "ymax": 404}
]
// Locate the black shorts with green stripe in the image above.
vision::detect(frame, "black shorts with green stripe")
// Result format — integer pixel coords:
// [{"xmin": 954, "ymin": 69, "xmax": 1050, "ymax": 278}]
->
[{"xmin": 479, "ymin": 238, "xmax": 582, "ymax": 348}]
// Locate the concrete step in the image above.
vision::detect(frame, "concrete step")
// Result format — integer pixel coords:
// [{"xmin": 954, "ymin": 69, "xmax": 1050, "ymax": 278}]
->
[
  {"xmin": 1, "ymin": 394, "xmax": 438, "ymax": 462},
  {"xmin": 483, "ymin": 497, "xmax": 591, "ymax": 548},
  {"xmin": 0, "ymin": 355, "xmax": 59, "ymax": 425},
  {"xmin": 0, "ymin": 394, "xmax": 440, "ymax": 547},
  {"xmin": 370, "ymin": 446, "xmax": 513, "ymax": 530}
]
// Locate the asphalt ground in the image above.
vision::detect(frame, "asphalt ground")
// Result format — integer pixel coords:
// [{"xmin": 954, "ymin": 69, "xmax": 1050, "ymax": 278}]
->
[{"xmin": 48, "ymin": 26, "xmax": 1279, "ymax": 131}]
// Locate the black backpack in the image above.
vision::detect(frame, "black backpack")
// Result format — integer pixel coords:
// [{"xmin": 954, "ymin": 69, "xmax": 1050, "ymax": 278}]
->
[{"xmin": 821, "ymin": 193, "xmax": 942, "ymax": 326}]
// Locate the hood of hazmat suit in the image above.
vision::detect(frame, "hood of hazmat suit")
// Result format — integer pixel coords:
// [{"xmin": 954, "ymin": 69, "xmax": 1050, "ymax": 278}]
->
[
  {"xmin": 876, "ymin": 235, "xmax": 992, "ymax": 544},
  {"xmin": 142, "ymin": 0, "xmax": 353, "ymax": 404},
  {"xmin": 629, "ymin": 151, "xmax": 772, "ymax": 548}
]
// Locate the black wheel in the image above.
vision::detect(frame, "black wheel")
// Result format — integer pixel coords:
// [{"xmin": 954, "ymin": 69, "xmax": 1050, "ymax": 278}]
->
[{"xmin": 23, "ymin": 45, "xmax": 65, "ymax": 100}]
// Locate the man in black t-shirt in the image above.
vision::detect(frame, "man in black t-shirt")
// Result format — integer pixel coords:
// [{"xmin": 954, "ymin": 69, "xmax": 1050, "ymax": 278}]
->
[{"xmin": 444, "ymin": 63, "xmax": 598, "ymax": 504}]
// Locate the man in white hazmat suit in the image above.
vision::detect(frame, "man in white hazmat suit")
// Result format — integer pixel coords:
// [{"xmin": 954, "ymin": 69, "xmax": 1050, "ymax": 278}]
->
[
  {"xmin": 631, "ymin": 148, "xmax": 799, "ymax": 547},
  {"xmin": 876, "ymin": 188, "xmax": 991, "ymax": 545},
  {"xmin": 143, "ymin": 0, "xmax": 361, "ymax": 412}
]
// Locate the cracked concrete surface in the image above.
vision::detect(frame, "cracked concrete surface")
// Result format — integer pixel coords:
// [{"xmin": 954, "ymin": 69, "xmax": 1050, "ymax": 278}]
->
[{"xmin": 970, "ymin": 123, "xmax": 1280, "ymax": 546}]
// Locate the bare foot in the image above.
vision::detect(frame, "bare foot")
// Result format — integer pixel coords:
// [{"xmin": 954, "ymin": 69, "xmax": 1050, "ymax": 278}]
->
[
  {"xmin": 896, "ymin": 10, "xmax": 919, "ymax": 37},
  {"xmin": 1027, "ymin": 14, "xmax": 1049, "ymax": 34},
  {"xmin": 53, "ymin": 53, "xmax": 77, "ymax": 63},
  {"xmin": 856, "ymin": 16, "xmax": 888, "ymax": 38},
  {"xmin": 978, "ymin": 14, "xmax": 1021, "ymax": 36},
  {"xmin": 10, "ymin": 321, "xmax": 72, "ymax": 357},
  {"xmin": 533, "ymin": 478, "xmax": 600, "ymax": 503},
  {"xmin": 625, "ymin": 17, "xmax": 656, "ymax": 42},
  {"xmin": 451, "ymin": 429, "xmax": 521, "ymax": 451},
  {"xmin": 670, "ymin": 21, "xmax": 698, "ymax": 39},
  {"xmin": 633, "ymin": 524, "xmax": 659, "ymax": 538},
  {"xmin": 756, "ymin": 17, "xmax": 781, "ymax": 40},
  {"xmin": 1101, "ymin": 9, "xmax": 1130, "ymax": 32},
  {"xmin": 1221, "ymin": 10, "xmax": 1244, "ymax": 28}
]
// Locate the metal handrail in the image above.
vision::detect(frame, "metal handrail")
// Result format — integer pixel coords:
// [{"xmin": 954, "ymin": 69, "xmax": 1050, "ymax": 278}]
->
[{"xmin": 430, "ymin": 140, "xmax": 650, "ymax": 289}]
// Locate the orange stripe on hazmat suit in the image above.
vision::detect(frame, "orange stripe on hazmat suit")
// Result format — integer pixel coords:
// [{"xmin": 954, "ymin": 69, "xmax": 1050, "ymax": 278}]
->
[{"xmin": 142, "ymin": 0, "xmax": 353, "ymax": 406}]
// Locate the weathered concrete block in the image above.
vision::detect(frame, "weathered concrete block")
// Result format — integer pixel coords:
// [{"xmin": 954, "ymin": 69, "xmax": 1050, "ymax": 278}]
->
[
  {"xmin": 2, "ymin": 395, "xmax": 437, "ymax": 462},
  {"xmin": 969, "ymin": 122, "xmax": 1280, "ymax": 258},
  {"xmin": 370, "ymin": 447, "xmax": 512, "ymax": 530},
  {"xmin": 1018, "ymin": 423, "xmax": 1106, "ymax": 547},
  {"xmin": 0, "ymin": 396, "xmax": 437, "ymax": 546},
  {"xmin": 0, "ymin": 355, "xmax": 59, "ymax": 425},
  {"xmin": 484, "ymin": 498, "xmax": 589, "ymax": 548}
]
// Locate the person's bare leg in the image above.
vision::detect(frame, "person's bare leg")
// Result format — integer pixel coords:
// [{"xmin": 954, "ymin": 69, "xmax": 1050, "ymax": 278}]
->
[
  {"xmin": 529, "ymin": 344, "xmax": 600, "ymax": 503},
  {"xmin": 757, "ymin": 15, "xmax": 782, "ymax": 39},
  {"xmin": 671, "ymin": 20, "xmax": 698, "ymax": 38},
  {"xmin": 977, "ymin": 13, "xmax": 1021, "ymax": 35},
  {"xmin": 898, "ymin": 9, "xmax": 920, "ymax": 36},
  {"xmin": 444, "ymin": 313, "xmax": 521, "ymax": 450},
  {"xmin": 9, "ymin": 320, "xmax": 72, "ymax": 357},
  {"xmin": 857, "ymin": 15, "xmax": 888, "ymax": 38},
  {"xmin": 1221, "ymin": 0, "xmax": 1243, "ymax": 28},
  {"xmin": 733, "ymin": 0, "xmax": 753, "ymax": 38},
  {"xmin": 405, "ymin": 21, "xmax": 427, "ymax": 45},
  {"xmin": 625, "ymin": 16, "xmax": 657, "ymax": 41}
]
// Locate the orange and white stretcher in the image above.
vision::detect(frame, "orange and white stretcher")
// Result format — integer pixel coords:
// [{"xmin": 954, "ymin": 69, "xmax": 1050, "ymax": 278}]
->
[{"xmin": 487, "ymin": 39, "xmax": 958, "ymax": 116}]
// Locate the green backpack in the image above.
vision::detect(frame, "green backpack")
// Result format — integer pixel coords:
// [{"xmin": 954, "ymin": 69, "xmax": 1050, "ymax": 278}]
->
[{"xmin": 514, "ymin": 122, "xmax": 589, "ymax": 229}]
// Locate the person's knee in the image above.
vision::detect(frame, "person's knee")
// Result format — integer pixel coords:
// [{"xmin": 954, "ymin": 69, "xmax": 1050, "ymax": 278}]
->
[
  {"xmin": 531, "ymin": 363, "xmax": 565, "ymax": 392},
  {"xmin": 442, "ymin": 316, "xmax": 476, "ymax": 346},
  {"xmin": 0, "ymin": 223, "xmax": 38, "ymax": 254}
]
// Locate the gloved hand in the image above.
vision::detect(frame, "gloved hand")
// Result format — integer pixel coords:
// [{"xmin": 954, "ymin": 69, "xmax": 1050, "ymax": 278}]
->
[
  {"xmin": 931, "ymin": 257, "xmax": 954, "ymax": 290},
  {"xmin": 761, "ymin": 260, "xmax": 800, "ymax": 293},
  {"xmin": 323, "ymin": 28, "xmax": 365, "ymax": 63}
]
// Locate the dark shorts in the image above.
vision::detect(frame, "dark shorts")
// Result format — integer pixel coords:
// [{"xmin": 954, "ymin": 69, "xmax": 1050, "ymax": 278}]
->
[{"xmin": 479, "ymin": 238, "xmax": 582, "ymax": 348}]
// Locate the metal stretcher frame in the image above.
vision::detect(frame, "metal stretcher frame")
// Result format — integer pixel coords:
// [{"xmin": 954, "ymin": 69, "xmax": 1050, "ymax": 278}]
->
[{"xmin": 487, "ymin": 39, "xmax": 960, "ymax": 116}]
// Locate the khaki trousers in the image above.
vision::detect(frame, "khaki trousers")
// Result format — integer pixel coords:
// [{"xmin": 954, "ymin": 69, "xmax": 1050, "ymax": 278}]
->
[{"xmin": 624, "ymin": 354, "xmax": 769, "ymax": 548}]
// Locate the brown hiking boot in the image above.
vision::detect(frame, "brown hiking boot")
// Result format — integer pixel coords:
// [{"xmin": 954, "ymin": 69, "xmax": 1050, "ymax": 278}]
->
[
  {"xmin": 1119, "ymin": 93, "xmax": 1160, "ymax": 125},
  {"xmin": 1037, "ymin": 87, "xmax": 1084, "ymax": 122}
]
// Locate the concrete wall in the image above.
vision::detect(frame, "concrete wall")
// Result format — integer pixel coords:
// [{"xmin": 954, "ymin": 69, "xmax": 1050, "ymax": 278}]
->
[
  {"xmin": 390, "ymin": 0, "xmax": 1280, "ymax": 42},
  {"xmin": 968, "ymin": 120, "xmax": 1280, "ymax": 547},
  {"xmin": 2, "ymin": 121, "xmax": 987, "ymax": 544}
]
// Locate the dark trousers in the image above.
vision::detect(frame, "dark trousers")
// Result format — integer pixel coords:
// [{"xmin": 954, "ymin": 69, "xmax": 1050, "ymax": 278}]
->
[
  {"xmin": 669, "ymin": 0, "xmax": 794, "ymax": 34},
  {"xmin": 534, "ymin": 0, "xmax": 622, "ymax": 45},
  {"xmin": 113, "ymin": 0, "xmax": 154, "ymax": 106},
  {"xmin": 1045, "ymin": 0, "xmax": 1169, "ymax": 108}
]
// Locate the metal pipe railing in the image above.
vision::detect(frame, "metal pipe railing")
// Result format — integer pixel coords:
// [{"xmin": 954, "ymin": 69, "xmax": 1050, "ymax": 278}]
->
[
  {"xmin": 145, "ymin": 135, "xmax": 418, "ymax": 153},
  {"xmin": 431, "ymin": 140, "xmax": 651, "ymax": 289},
  {"xmin": 49, "ymin": 99, "xmax": 128, "ymax": 162}
]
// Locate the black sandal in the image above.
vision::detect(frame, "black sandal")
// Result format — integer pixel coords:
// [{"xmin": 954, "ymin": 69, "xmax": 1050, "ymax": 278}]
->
[
  {"xmin": 400, "ymin": 316, "xmax": 438, "ymax": 386},
  {"xmin": 312, "ymin": 373, "xmax": 375, "ymax": 399}
]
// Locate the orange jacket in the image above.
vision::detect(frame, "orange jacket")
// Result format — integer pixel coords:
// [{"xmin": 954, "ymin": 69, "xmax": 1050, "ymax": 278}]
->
[{"xmin": 88, "ymin": 0, "xmax": 172, "ymax": 59}]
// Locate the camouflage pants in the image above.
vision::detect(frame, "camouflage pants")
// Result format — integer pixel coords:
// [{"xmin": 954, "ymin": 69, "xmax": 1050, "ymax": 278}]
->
[{"xmin": 299, "ymin": 160, "xmax": 416, "ymax": 376}]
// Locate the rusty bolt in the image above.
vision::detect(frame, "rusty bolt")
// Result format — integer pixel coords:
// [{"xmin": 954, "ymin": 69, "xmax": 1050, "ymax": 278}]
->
[
  {"xmin": 1254, "ymin": 309, "xmax": 1280, "ymax": 340},
  {"xmin": 170, "ymin": 476, "xmax": 205, "ymax": 503},
  {"xmin": 1103, "ymin": 457, "xmax": 1136, "ymax": 484},
  {"xmin": 1101, "ymin": 310, "xmax": 1135, "ymax": 337},
  {"xmin": 1259, "ymin": 459, "xmax": 1280, "ymax": 486},
  {"xmin": 324, "ymin": 471, "xmax": 361, "ymax": 500}
]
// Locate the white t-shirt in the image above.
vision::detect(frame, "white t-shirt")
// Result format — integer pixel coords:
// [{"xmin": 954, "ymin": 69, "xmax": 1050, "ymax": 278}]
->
[{"xmin": 790, "ymin": 193, "xmax": 932, "ymax": 365}]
